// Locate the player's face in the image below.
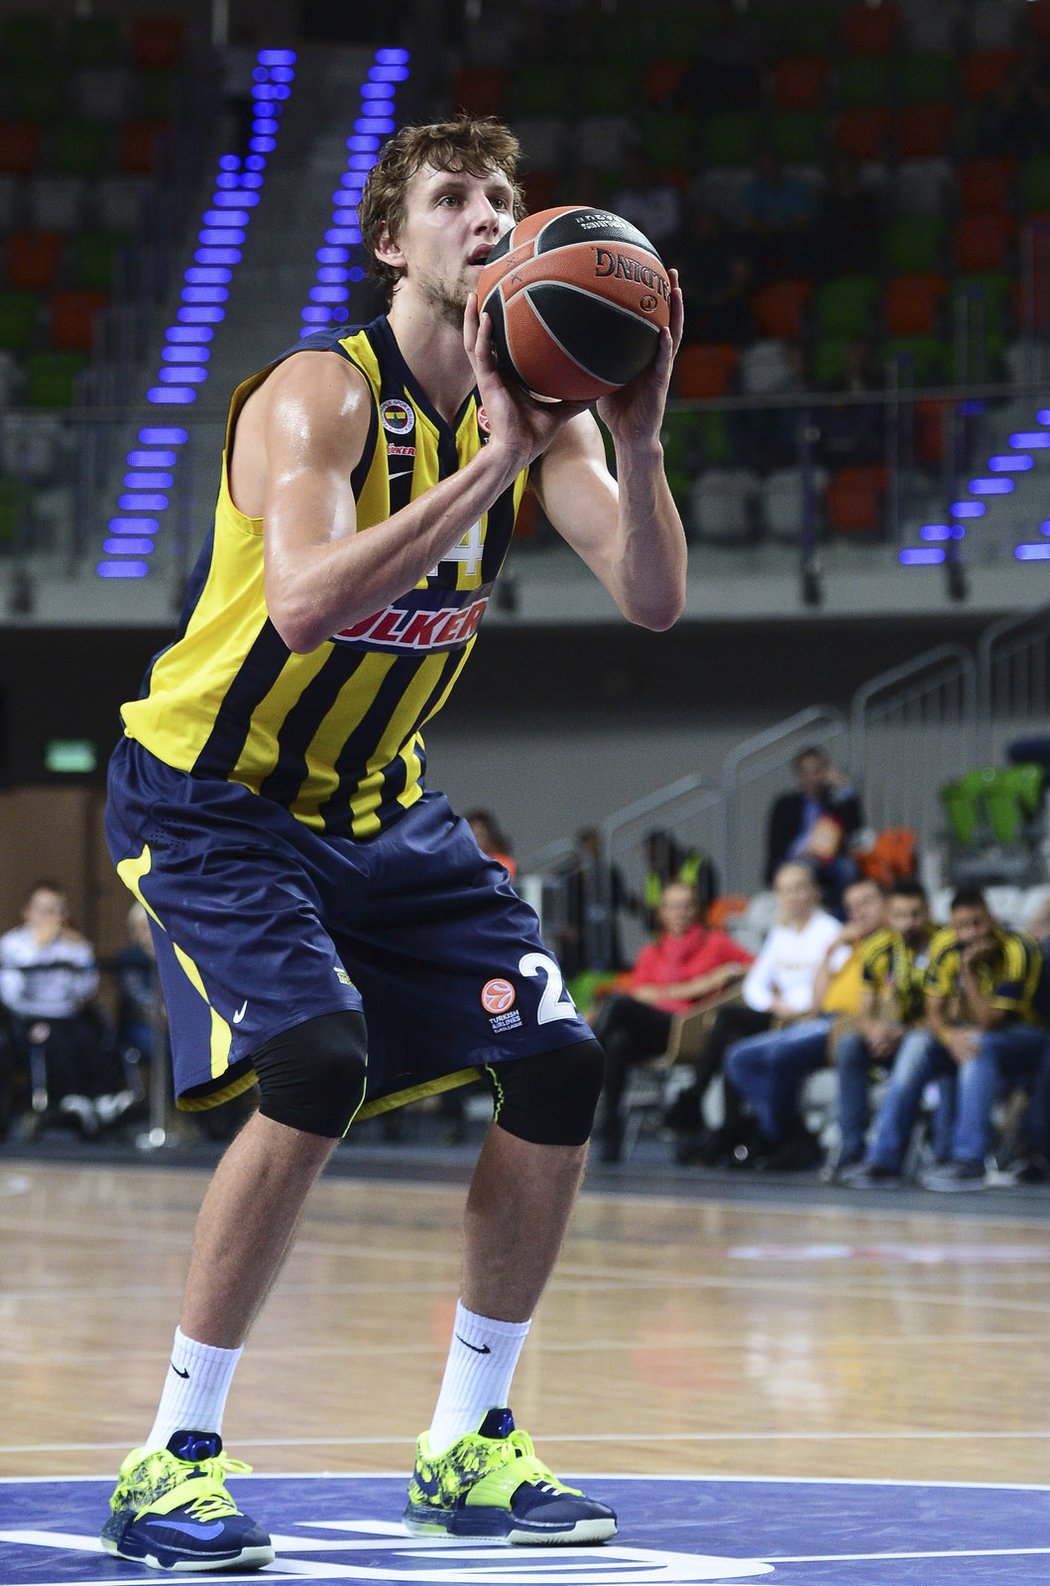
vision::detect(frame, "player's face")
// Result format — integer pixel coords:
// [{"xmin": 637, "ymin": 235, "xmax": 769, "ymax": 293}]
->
[
  {"xmin": 888, "ymin": 894, "xmax": 928, "ymax": 944},
  {"xmin": 387, "ymin": 162, "xmax": 515, "ymax": 325}
]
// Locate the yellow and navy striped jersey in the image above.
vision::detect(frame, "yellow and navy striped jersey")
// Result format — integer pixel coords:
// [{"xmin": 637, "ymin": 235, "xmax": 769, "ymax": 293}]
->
[
  {"xmin": 861, "ymin": 924, "xmax": 935, "ymax": 1024},
  {"xmin": 923, "ymin": 924, "xmax": 1042, "ymax": 1024},
  {"xmin": 120, "ymin": 316, "xmax": 529, "ymax": 838}
]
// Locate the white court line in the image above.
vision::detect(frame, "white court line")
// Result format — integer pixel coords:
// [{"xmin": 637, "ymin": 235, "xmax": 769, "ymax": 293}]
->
[{"xmin": 6, "ymin": 1428, "xmax": 1050, "ymax": 1457}]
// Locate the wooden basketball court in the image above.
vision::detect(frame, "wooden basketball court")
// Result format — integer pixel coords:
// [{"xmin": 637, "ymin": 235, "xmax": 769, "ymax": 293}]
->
[{"xmin": 3, "ymin": 1153, "xmax": 1049, "ymax": 1491}]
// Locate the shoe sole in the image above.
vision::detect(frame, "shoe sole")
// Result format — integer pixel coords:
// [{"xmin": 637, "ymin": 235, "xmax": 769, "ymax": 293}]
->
[
  {"xmin": 101, "ymin": 1536, "xmax": 276, "ymax": 1572},
  {"xmin": 403, "ymin": 1509, "xmax": 616, "ymax": 1545}
]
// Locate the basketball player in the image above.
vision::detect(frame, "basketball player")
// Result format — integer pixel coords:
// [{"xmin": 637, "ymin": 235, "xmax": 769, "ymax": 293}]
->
[{"xmin": 100, "ymin": 116, "xmax": 685, "ymax": 1570}]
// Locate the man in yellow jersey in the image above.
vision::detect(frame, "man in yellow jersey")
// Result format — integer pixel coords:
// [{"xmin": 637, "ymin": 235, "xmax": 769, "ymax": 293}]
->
[{"xmin": 100, "ymin": 116, "xmax": 685, "ymax": 1570}]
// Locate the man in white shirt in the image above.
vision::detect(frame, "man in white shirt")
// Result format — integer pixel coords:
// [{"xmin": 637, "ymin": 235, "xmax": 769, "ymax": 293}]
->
[{"xmin": 672, "ymin": 863, "xmax": 838, "ymax": 1163}]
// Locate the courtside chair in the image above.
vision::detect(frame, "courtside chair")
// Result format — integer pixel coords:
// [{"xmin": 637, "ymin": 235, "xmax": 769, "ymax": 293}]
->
[{"xmin": 772, "ymin": 58, "xmax": 831, "ymax": 112}]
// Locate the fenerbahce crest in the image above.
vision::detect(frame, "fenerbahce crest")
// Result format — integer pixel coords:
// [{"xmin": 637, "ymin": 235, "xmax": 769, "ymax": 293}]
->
[{"xmin": 331, "ymin": 582, "xmax": 493, "ymax": 654}]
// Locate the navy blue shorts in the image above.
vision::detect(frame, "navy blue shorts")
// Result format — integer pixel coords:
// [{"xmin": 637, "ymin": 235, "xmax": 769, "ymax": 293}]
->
[{"xmin": 104, "ymin": 736, "xmax": 593, "ymax": 1117}]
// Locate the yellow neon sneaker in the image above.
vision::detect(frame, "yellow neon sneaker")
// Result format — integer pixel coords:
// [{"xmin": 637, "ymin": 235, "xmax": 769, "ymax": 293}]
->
[
  {"xmin": 403, "ymin": 1406, "xmax": 617, "ymax": 1544},
  {"xmin": 100, "ymin": 1430, "xmax": 274, "ymax": 1572}
]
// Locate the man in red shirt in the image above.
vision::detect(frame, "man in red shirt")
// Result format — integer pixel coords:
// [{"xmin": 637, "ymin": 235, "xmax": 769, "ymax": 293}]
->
[{"xmin": 591, "ymin": 881, "xmax": 753, "ymax": 1161}]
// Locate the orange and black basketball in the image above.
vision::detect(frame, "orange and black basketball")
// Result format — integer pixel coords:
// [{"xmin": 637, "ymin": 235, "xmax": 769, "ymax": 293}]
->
[{"xmin": 477, "ymin": 206, "xmax": 671, "ymax": 402}]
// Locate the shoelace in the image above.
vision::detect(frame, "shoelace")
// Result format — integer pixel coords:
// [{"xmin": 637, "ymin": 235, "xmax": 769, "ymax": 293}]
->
[
  {"xmin": 183, "ymin": 1454, "xmax": 253, "ymax": 1520},
  {"xmin": 493, "ymin": 1431, "xmax": 573, "ymax": 1494}
]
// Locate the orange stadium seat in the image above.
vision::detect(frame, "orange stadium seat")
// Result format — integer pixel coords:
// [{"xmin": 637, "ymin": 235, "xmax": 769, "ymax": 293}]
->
[
  {"xmin": 5, "ymin": 231, "xmax": 63, "ymax": 291},
  {"xmin": 833, "ymin": 108, "xmax": 893, "ymax": 162},
  {"xmin": 131, "ymin": 16, "xmax": 186, "ymax": 71},
  {"xmin": 675, "ymin": 343, "xmax": 739, "ymax": 399},
  {"xmin": 843, "ymin": 1, "xmax": 900, "ymax": 55},
  {"xmin": 453, "ymin": 67, "xmax": 508, "ymax": 117},
  {"xmin": 643, "ymin": 60, "xmax": 690, "ymax": 103},
  {"xmin": 915, "ymin": 398, "xmax": 949, "ymax": 467},
  {"xmin": 0, "ymin": 120, "xmax": 42, "ymax": 175},
  {"xmin": 953, "ymin": 212, "xmax": 1014, "ymax": 271},
  {"xmin": 896, "ymin": 105, "xmax": 953, "ymax": 160},
  {"xmin": 959, "ymin": 157, "xmax": 1016, "ymax": 214},
  {"xmin": 119, "ymin": 120, "xmax": 167, "ymax": 173},
  {"xmin": 772, "ymin": 57, "xmax": 831, "ymax": 111},
  {"xmin": 884, "ymin": 274, "xmax": 947, "ymax": 336},
  {"xmin": 961, "ymin": 50, "xmax": 1016, "ymax": 101},
  {"xmin": 826, "ymin": 465, "xmax": 887, "ymax": 537},
  {"xmin": 48, "ymin": 288, "xmax": 109, "ymax": 350},
  {"xmin": 750, "ymin": 279, "xmax": 813, "ymax": 339}
]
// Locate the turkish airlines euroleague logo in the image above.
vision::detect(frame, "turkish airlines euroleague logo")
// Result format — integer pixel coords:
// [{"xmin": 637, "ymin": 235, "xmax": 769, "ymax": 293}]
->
[{"xmin": 481, "ymin": 978, "xmax": 516, "ymax": 1015}]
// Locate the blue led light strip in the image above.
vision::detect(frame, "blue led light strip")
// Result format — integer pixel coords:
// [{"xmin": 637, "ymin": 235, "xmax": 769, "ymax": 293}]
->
[
  {"xmin": 298, "ymin": 48, "xmax": 410, "ymax": 335},
  {"xmin": 901, "ymin": 408, "xmax": 1050, "ymax": 569},
  {"xmin": 96, "ymin": 50, "xmax": 297, "ymax": 580}
]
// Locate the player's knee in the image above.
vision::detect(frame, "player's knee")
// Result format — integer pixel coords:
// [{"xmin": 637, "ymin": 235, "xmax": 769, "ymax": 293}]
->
[
  {"xmin": 253, "ymin": 1010, "xmax": 367, "ymax": 1138},
  {"xmin": 490, "ymin": 1038, "xmax": 606, "ymax": 1147}
]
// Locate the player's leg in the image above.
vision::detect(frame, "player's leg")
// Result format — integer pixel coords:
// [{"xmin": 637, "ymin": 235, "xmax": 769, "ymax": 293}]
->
[{"xmin": 404, "ymin": 1041, "xmax": 617, "ymax": 1545}]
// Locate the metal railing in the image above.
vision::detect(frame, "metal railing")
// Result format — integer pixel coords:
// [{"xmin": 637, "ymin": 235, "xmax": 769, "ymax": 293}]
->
[{"xmin": 976, "ymin": 604, "xmax": 1050, "ymax": 763}]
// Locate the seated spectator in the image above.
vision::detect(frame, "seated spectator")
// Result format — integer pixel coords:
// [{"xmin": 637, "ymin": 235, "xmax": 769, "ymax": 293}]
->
[
  {"xmin": 591, "ymin": 881, "xmax": 753, "ymax": 1163},
  {"xmin": 764, "ymin": 745, "xmax": 864, "ymax": 913},
  {"xmin": 671, "ymin": 861, "xmax": 841, "ymax": 1162},
  {"xmin": 0, "ymin": 881, "xmax": 132, "ymax": 1137},
  {"xmin": 828, "ymin": 879, "xmax": 938, "ymax": 1178},
  {"xmin": 608, "ymin": 152, "xmax": 683, "ymax": 251},
  {"xmin": 113, "ymin": 901, "xmax": 159, "ymax": 1073},
  {"xmin": 557, "ymin": 827, "xmax": 632, "ymax": 979},
  {"xmin": 465, "ymin": 808, "xmax": 517, "ymax": 879},
  {"xmin": 740, "ymin": 152, "xmax": 818, "ymax": 281},
  {"xmin": 847, "ymin": 889, "xmax": 1047, "ymax": 1190},
  {"xmin": 641, "ymin": 828, "xmax": 718, "ymax": 933},
  {"xmin": 674, "ymin": 210, "xmax": 753, "ymax": 345},
  {"xmin": 722, "ymin": 877, "xmax": 888, "ymax": 1169}
]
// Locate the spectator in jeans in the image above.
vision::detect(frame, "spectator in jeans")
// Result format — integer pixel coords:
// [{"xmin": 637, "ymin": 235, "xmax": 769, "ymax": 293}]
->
[
  {"xmin": 848, "ymin": 889, "xmax": 1045, "ymax": 1190},
  {"xmin": 764, "ymin": 745, "xmax": 864, "ymax": 913},
  {"xmin": 591, "ymin": 881, "xmax": 753, "ymax": 1162},
  {"xmin": 723, "ymin": 877, "xmax": 887, "ymax": 1170},
  {"xmin": 827, "ymin": 879, "xmax": 937, "ymax": 1178},
  {"xmin": 672, "ymin": 861, "xmax": 840, "ymax": 1164}
]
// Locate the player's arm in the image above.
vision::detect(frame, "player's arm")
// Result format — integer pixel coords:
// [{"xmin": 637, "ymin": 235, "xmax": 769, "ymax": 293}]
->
[
  {"xmin": 531, "ymin": 270, "xmax": 687, "ymax": 631},
  {"xmin": 262, "ymin": 332, "xmax": 586, "ymax": 653}
]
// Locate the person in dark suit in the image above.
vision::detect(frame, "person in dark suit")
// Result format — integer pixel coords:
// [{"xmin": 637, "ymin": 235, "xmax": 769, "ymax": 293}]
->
[{"xmin": 764, "ymin": 746, "xmax": 863, "ymax": 913}]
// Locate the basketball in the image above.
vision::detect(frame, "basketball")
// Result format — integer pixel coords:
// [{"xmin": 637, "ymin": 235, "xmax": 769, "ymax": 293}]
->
[{"xmin": 477, "ymin": 206, "xmax": 671, "ymax": 403}]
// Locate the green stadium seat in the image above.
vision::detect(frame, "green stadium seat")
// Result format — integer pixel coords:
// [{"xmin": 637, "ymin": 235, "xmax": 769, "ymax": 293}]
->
[
  {"xmin": 704, "ymin": 110, "xmax": 761, "ymax": 166},
  {"xmin": 49, "ymin": 122, "xmax": 109, "ymax": 178},
  {"xmin": 579, "ymin": 59, "xmax": 639, "ymax": 115},
  {"xmin": 0, "ymin": 291, "xmax": 39, "ymax": 353},
  {"xmin": 1021, "ymin": 155, "xmax": 1050, "ymax": 213},
  {"xmin": 25, "ymin": 347, "xmax": 87, "ymax": 406},
  {"xmin": 884, "ymin": 215, "xmax": 948, "ymax": 273},
  {"xmin": 639, "ymin": 108, "xmax": 695, "ymax": 170},
  {"xmin": 1, "ymin": 16, "xmax": 57, "ymax": 67},
  {"xmin": 900, "ymin": 53, "xmax": 956, "ymax": 106},
  {"xmin": 11, "ymin": 69, "xmax": 66, "ymax": 124},
  {"xmin": 769, "ymin": 110, "xmax": 824, "ymax": 164},
  {"xmin": 885, "ymin": 334, "xmax": 946, "ymax": 385},
  {"xmin": 814, "ymin": 276, "xmax": 880, "ymax": 339},
  {"xmin": 68, "ymin": 15, "xmax": 124, "ymax": 68},
  {"xmin": 838, "ymin": 57, "xmax": 894, "ymax": 109},
  {"xmin": 69, "ymin": 230, "xmax": 126, "ymax": 291},
  {"xmin": 138, "ymin": 70, "xmax": 179, "ymax": 121},
  {"xmin": 0, "ymin": 477, "xmax": 26, "ymax": 546},
  {"xmin": 513, "ymin": 63, "xmax": 574, "ymax": 116},
  {"xmin": 811, "ymin": 336, "xmax": 853, "ymax": 387},
  {"xmin": 761, "ymin": 2, "xmax": 836, "ymax": 56},
  {"xmin": 954, "ymin": 272, "xmax": 1013, "ymax": 335},
  {"xmin": 949, "ymin": 328, "xmax": 1006, "ymax": 384},
  {"xmin": 985, "ymin": 765, "xmax": 1044, "ymax": 845}
]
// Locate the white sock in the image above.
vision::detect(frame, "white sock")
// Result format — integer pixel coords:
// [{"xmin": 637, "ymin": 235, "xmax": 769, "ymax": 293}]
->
[
  {"xmin": 427, "ymin": 1301, "xmax": 531, "ymax": 1456},
  {"xmin": 143, "ymin": 1328, "xmax": 244, "ymax": 1454}
]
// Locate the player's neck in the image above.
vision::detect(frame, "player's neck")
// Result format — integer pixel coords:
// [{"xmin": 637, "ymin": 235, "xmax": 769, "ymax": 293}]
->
[{"xmin": 387, "ymin": 295, "xmax": 475, "ymax": 424}]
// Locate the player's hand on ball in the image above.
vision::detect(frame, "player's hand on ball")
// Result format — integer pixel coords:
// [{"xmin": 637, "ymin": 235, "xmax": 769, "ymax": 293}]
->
[
  {"xmin": 596, "ymin": 268, "xmax": 684, "ymax": 443},
  {"xmin": 465, "ymin": 293, "xmax": 589, "ymax": 466}
]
